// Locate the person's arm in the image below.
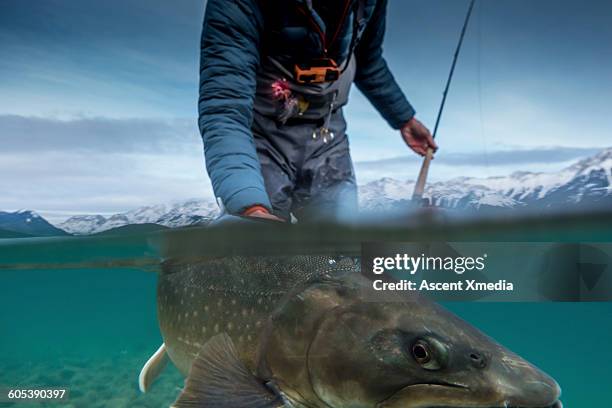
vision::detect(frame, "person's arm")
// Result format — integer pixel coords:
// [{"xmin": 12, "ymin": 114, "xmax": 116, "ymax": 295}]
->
[
  {"xmin": 354, "ymin": 0, "xmax": 414, "ymax": 129},
  {"xmin": 198, "ymin": 0, "xmax": 271, "ymax": 215},
  {"xmin": 354, "ymin": 0, "xmax": 437, "ymax": 156}
]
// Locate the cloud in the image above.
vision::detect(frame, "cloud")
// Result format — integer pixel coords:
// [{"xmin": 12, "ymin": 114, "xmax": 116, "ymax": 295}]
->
[
  {"xmin": 0, "ymin": 150, "xmax": 213, "ymax": 222},
  {"xmin": 0, "ymin": 114, "xmax": 606, "ymax": 222},
  {"xmin": 354, "ymin": 146, "xmax": 605, "ymax": 183},
  {"xmin": 0, "ymin": 114, "xmax": 200, "ymax": 153},
  {"xmin": 0, "ymin": 115, "xmax": 212, "ymax": 221},
  {"xmin": 357, "ymin": 146, "xmax": 602, "ymax": 168}
]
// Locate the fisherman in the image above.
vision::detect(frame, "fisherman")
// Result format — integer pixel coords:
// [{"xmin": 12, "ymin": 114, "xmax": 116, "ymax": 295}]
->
[{"xmin": 199, "ymin": 0, "xmax": 437, "ymax": 222}]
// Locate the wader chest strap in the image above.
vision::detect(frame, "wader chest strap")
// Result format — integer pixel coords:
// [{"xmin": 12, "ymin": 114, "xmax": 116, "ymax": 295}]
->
[{"xmin": 340, "ymin": 0, "xmax": 367, "ymax": 73}]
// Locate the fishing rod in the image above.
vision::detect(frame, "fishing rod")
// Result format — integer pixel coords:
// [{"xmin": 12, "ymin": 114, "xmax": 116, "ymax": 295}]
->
[{"xmin": 412, "ymin": 0, "xmax": 477, "ymax": 203}]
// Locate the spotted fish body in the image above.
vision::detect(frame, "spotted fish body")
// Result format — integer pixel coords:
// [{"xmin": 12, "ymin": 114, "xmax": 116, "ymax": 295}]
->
[
  {"xmin": 157, "ymin": 255, "xmax": 353, "ymax": 377},
  {"xmin": 154, "ymin": 255, "xmax": 562, "ymax": 408}
]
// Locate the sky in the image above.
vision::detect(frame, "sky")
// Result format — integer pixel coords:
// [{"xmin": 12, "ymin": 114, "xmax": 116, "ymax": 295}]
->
[{"xmin": 0, "ymin": 0, "xmax": 611, "ymax": 221}]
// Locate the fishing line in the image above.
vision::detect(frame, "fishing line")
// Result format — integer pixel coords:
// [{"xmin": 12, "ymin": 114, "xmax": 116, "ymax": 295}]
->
[
  {"xmin": 431, "ymin": 0, "xmax": 477, "ymax": 140},
  {"xmin": 477, "ymin": 0, "xmax": 490, "ymax": 175}
]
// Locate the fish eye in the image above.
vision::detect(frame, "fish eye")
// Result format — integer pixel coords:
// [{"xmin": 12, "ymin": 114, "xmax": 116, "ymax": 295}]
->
[
  {"xmin": 412, "ymin": 341, "xmax": 431, "ymax": 364},
  {"xmin": 410, "ymin": 337, "xmax": 448, "ymax": 370}
]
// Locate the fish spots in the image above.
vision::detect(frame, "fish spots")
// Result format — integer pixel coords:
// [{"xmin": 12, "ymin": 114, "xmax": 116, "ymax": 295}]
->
[
  {"xmin": 204, "ymin": 305, "xmax": 209, "ymax": 312},
  {"xmin": 227, "ymin": 322, "xmax": 233, "ymax": 331},
  {"xmin": 214, "ymin": 323, "xmax": 219, "ymax": 333},
  {"xmin": 193, "ymin": 311, "xmax": 198, "ymax": 317},
  {"xmin": 242, "ymin": 309, "xmax": 248, "ymax": 317},
  {"xmin": 201, "ymin": 326, "xmax": 207, "ymax": 334}
]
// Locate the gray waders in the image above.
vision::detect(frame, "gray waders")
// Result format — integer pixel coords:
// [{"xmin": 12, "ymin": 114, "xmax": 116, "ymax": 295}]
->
[{"xmin": 252, "ymin": 56, "xmax": 358, "ymax": 222}]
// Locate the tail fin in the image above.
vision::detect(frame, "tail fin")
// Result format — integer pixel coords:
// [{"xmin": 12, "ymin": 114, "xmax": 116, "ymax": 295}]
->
[{"xmin": 139, "ymin": 343, "xmax": 169, "ymax": 393}]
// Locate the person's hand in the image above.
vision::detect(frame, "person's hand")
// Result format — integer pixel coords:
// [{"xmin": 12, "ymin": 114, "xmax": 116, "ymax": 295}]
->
[
  {"xmin": 242, "ymin": 205, "xmax": 285, "ymax": 222},
  {"xmin": 400, "ymin": 117, "xmax": 438, "ymax": 157}
]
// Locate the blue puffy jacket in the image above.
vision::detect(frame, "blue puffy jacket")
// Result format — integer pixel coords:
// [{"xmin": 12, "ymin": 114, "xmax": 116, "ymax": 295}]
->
[{"xmin": 199, "ymin": 0, "xmax": 415, "ymax": 214}]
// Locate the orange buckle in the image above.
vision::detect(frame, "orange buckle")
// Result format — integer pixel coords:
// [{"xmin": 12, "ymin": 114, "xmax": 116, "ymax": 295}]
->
[{"xmin": 294, "ymin": 58, "xmax": 340, "ymax": 84}]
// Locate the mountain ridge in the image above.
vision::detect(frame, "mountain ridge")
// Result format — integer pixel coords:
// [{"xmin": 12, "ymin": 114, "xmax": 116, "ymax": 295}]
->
[
  {"xmin": 58, "ymin": 200, "xmax": 219, "ymax": 235},
  {"xmin": 2, "ymin": 147, "xmax": 610, "ymax": 236},
  {"xmin": 0, "ymin": 210, "xmax": 69, "ymax": 237},
  {"xmin": 359, "ymin": 147, "xmax": 612, "ymax": 212}
]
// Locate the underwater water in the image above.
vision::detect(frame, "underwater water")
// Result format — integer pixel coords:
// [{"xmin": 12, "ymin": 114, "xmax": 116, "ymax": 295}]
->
[{"xmin": 0, "ymin": 221, "xmax": 611, "ymax": 407}]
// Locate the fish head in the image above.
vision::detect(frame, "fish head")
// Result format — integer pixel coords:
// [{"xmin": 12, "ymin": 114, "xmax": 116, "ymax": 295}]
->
[{"xmin": 304, "ymin": 281, "xmax": 562, "ymax": 408}]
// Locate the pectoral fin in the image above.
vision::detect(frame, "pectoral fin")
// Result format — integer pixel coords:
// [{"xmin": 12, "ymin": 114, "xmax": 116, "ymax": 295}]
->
[
  {"xmin": 139, "ymin": 343, "xmax": 169, "ymax": 393},
  {"xmin": 172, "ymin": 333, "xmax": 283, "ymax": 408}
]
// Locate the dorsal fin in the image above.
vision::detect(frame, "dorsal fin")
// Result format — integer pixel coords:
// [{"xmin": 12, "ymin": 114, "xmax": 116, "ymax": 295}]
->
[
  {"xmin": 172, "ymin": 333, "xmax": 283, "ymax": 408},
  {"xmin": 139, "ymin": 343, "xmax": 169, "ymax": 393}
]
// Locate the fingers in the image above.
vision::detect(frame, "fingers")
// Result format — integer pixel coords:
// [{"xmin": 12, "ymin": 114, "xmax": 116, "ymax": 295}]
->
[
  {"xmin": 407, "ymin": 139, "xmax": 427, "ymax": 156},
  {"xmin": 403, "ymin": 130, "xmax": 430, "ymax": 156},
  {"xmin": 424, "ymin": 131, "xmax": 438, "ymax": 151},
  {"xmin": 248, "ymin": 210, "xmax": 285, "ymax": 222},
  {"xmin": 403, "ymin": 129, "xmax": 426, "ymax": 156},
  {"xmin": 401, "ymin": 118, "xmax": 438, "ymax": 157},
  {"xmin": 413, "ymin": 120, "xmax": 437, "ymax": 151}
]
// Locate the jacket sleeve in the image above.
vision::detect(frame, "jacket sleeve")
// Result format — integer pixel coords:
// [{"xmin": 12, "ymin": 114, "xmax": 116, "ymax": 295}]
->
[
  {"xmin": 198, "ymin": 0, "xmax": 271, "ymax": 215},
  {"xmin": 354, "ymin": 0, "xmax": 415, "ymax": 130}
]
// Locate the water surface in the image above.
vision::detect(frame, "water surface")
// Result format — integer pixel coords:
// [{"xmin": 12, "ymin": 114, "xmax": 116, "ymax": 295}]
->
[{"xmin": 1, "ymin": 216, "xmax": 611, "ymax": 406}]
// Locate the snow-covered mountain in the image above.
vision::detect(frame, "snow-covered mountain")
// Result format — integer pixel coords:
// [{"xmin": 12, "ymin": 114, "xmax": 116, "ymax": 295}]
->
[
  {"xmin": 59, "ymin": 200, "xmax": 220, "ymax": 235},
  {"xmin": 359, "ymin": 147, "xmax": 612, "ymax": 212},
  {"xmin": 49, "ymin": 147, "xmax": 612, "ymax": 235},
  {"xmin": 0, "ymin": 210, "xmax": 69, "ymax": 236}
]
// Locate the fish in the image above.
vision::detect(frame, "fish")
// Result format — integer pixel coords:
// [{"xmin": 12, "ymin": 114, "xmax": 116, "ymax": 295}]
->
[{"xmin": 139, "ymin": 255, "xmax": 562, "ymax": 408}]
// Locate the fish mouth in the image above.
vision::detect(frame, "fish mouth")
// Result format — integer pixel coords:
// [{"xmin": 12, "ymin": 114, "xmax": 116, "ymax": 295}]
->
[{"xmin": 378, "ymin": 383, "xmax": 562, "ymax": 408}]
